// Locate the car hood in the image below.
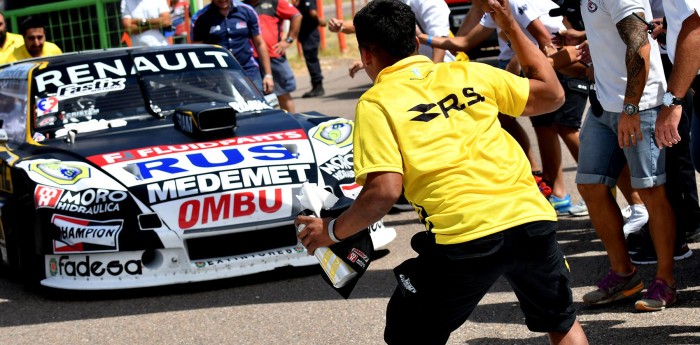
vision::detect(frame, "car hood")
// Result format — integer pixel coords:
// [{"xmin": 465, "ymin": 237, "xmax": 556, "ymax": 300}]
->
[{"xmin": 17, "ymin": 111, "xmax": 356, "ymax": 234}]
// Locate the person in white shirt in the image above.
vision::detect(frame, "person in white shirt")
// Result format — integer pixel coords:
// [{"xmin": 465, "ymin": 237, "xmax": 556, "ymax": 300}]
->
[
  {"xmin": 400, "ymin": 0, "xmax": 455, "ymax": 63},
  {"xmin": 576, "ymin": 0, "xmax": 677, "ymax": 312},
  {"xmin": 656, "ymin": 1, "xmax": 700, "ymax": 150},
  {"xmin": 121, "ymin": 0, "xmax": 172, "ymax": 47}
]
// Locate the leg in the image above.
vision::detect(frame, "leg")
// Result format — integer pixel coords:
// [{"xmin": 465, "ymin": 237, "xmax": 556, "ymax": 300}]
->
[
  {"xmin": 277, "ymin": 93, "xmax": 295, "ymax": 113},
  {"xmin": 636, "ymin": 186, "xmax": 676, "ymax": 284},
  {"xmin": 549, "ymin": 320, "xmax": 588, "ymax": 345},
  {"xmin": 384, "ymin": 233, "xmax": 503, "ymax": 345},
  {"xmin": 534, "ymin": 125, "xmax": 566, "ymax": 198},
  {"xmin": 503, "ymin": 222, "xmax": 587, "ymax": 345},
  {"xmin": 558, "ymin": 126, "xmax": 580, "ymax": 163},
  {"xmin": 500, "ymin": 114, "xmax": 541, "ymax": 171},
  {"xmin": 301, "ymin": 30, "xmax": 325, "ymax": 98},
  {"xmin": 578, "ymin": 184, "xmax": 632, "ymax": 273}
]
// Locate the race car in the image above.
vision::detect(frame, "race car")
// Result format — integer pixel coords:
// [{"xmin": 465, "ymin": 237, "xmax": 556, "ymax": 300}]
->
[{"xmin": 0, "ymin": 45, "xmax": 396, "ymax": 291}]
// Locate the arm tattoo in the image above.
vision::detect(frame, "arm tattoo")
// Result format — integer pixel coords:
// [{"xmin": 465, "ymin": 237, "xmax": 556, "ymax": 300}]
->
[{"xmin": 616, "ymin": 13, "xmax": 650, "ymax": 99}]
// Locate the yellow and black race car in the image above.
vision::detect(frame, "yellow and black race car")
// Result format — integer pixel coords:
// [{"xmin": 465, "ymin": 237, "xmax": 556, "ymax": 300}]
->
[{"xmin": 0, "ymin": 45, "xmax": 395, "ymax": 291}]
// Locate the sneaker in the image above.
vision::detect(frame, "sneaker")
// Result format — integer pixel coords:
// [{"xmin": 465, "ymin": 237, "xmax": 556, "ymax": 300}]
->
[
  {"xmin": 549, "ymin": 194, "xmax": 572, "ymax": 215},
  {"xmin": 629, "ymin": 236, "xmax": 693, "ymax": 265},
  {"xmin": 568, "ymin": 200, "xmax": 588, "ymax": 216},
  {"xmin": 533, "ymin": 175, "xmax": 553, "ymax": 198},
  {"xmin": 623, "ymin": 204, "xmax": 648, "ymax": 237},
  {"xmin": 635, "ymin": 278, "xmax": 677, "ymax": 312},
  {"xmin": 582, "ymin": 268, "xmax": 644, "ymax": 306}
]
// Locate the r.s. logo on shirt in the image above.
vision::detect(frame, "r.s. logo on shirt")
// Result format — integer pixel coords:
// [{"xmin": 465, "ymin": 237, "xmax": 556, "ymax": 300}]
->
[{"xmin": 408, "ymin": 87, "xmax": 485, "ymax": 122}]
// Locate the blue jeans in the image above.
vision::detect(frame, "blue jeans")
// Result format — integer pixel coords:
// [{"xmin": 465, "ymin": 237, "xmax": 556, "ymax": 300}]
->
[{"xmin": 576, "ymin": 106, "xmax": 666, "ymax": 189}]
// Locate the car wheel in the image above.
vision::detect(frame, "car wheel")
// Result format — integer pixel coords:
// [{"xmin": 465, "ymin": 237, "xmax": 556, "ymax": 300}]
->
[{"xmin": 4, "ymin": 204, "xmax": 44, "ymax": 289}]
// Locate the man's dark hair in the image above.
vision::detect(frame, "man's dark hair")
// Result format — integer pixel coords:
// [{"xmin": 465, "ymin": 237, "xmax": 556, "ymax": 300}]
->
[
  {"xmin": 353, "ymin": 0, "xmax": 416, "ymax": 61},
  {"xmin": 20, "ymin": 15, "xmax": 47, "ymax": 36}
]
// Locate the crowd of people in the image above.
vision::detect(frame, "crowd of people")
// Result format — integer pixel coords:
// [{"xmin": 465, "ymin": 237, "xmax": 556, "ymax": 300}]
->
[
  {"xmin": 295, "ymin": 0, "xmax": 699, "ymax": 343},
  {"xmin": 1, "ymin": 0, "xmax": 699, "ymax": 342}
]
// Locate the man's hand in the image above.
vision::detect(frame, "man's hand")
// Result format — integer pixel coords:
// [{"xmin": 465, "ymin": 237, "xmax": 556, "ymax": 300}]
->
[
  {"xmin": 655, "ymin": 105, "xmax": 682, "ymax": 148},
  {"xmin": 553, "ymin": 28, "xmax": 587, "ymax": 46},
  {"xmin": 328, "ymin": 18, "xmax": 344, "ymax": 33},
  {"xmin": 295, "ymin": 216, "xmax": 334, "ymax": 255},
  {"xmin": 618, "ymin": 114, "xmax": 642, "ymax": 148},
  {"xmin": 272, "ymin": 41, "xmax": 290, "ymax": 56},
  {"xmin": 263, "ymin": 76, "xmax": 274, "ymax": 94},
  {"xmin": 479, "ymin": 0, "xmax": 513, "ymax": 29},
  {"xmin": 349, "ymin": 60, "xmax": 364, "ymax": 78}
]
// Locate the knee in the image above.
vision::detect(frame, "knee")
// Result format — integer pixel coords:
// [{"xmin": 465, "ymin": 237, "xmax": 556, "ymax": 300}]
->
[{"xmin": 577, "ymin": 183, "xmax": 607, "ymax": 199}]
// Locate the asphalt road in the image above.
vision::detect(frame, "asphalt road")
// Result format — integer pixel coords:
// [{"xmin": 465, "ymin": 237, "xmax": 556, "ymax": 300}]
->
[{"xmin": 1, "ymin": 57, "xmax": 699, "ymax": 345}]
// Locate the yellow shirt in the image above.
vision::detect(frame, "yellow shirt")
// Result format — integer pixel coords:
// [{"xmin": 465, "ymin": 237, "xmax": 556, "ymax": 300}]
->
[
  {"xmin": 5, "ymin": 41, "xmax": 62, "ymax": 62},
  {"xmin": 353, "ymin": 55, "xmax": 556, "ymax": 245},
  {"xmin": 0, "ymin": 32, "xmax": 24, "ymax": 64}
]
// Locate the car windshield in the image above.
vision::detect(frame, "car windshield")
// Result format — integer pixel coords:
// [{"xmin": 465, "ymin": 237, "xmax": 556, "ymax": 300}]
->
[{"xmin": 31, "ymin": 47, "xmax": 267, "ymax": 140}]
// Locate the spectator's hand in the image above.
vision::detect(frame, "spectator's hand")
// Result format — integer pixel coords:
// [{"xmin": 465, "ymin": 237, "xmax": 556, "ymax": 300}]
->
[
  {"xmin": 578, "ymin": 40, "xmax": 592, "ymax": 66},
  {"xmin": 328, "ymin": 18, "xmax": 344, "ymax": 33},
  {"xmin": 650, "ymin": 18, "xmax": 666, "ymax": 40},
  {"xmin": 349, "ymin": 60, "xmax": 364, "ymax": 78},
  {"xmin": 273, "ymin": 41, "xmax": 289, "ymax": 56},
  {"xmin": 263, "ymin": 75, "xmax": 274, "ymax": 94},
  {"xmin": 555, "ymin": 28, "xmax": 586, "ymax": 46},
  {"xmin": 559, "ymin": 45, "xmax": 582, "ymax": 65},
  {"xmin": 656, "ymin": 105, "xmax": 682, "ymax": 149},
  {"xmin": 479, "ymin": 0, "xmax": 514, "ymax": 29},
  {"xmin": 318, "ymin": 18, "xmax": 327, "ymax": 27},
  {"xmin": 618, "ymin": 112, "xmax": 642, "ymax": 148}
]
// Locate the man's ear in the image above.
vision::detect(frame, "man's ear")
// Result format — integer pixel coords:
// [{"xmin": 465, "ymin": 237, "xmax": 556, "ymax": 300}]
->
[{"xmin": 360, "ymin": 45, "xmax": 372, "ymax": 67}]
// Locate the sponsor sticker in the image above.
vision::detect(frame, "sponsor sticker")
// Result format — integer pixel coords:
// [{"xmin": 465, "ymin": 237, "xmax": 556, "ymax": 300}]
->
[
  {"xmin": 88, "ymin": 130, "xmax": 307, "ymax": 166},
  {"xmin": 29, "ymin": 161, "xmax": 91, "ymax": 185},
  {"xmin": 48, "ymin": 255, "xmax": 142, "ymax": 277},
  {"xmin": 312, "ymin": 119, "xmax": 353, "ymax": 148},
  {"xmin": 36, "ymin": 96, "xmax": 59, "ymax": 116},
  {"xmin": 340, "ymin": 182, "xmax": 361, "ymax": 199},
  {"xmin": 51, "ymin": 214, "xmax": 124, "ymax": 253}
]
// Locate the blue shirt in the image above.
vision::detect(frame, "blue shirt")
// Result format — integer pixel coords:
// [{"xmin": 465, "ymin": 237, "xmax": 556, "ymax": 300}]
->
[{"xmin": 192, "ymin": 1, "xmax": 261, "ymax": 80}]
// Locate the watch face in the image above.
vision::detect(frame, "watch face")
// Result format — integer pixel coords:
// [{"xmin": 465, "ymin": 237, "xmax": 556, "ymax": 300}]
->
[
  {"xmin": 624, "ymin": 104, "xmax": 637, "ymax": 115},
  {"xmin": 663, "ymin": 92, "xmax": 672, "ymax": 106}
]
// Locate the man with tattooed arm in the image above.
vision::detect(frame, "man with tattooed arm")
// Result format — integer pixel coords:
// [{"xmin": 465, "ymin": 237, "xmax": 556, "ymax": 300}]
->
[{"xmin": 576, "ymin": 0, "xmax": 677, "ymax": 311}]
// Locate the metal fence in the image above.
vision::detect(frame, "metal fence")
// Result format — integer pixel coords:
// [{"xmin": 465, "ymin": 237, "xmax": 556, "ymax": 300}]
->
[{"xmin": 3, "ymin": 0, "xmax": 127, "ymax": 51}]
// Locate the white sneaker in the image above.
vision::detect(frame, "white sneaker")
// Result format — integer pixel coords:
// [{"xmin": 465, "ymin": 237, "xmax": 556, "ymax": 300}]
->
[
  {"xmin": 623, "ymin": 204, "xmax": 648, "ymax": 237},
  {"xmin": 568, "ymin": 200, "xmax": 588, "ymax": 216}
]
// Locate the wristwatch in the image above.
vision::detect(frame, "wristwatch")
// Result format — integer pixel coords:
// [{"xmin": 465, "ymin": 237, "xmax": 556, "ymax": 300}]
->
[
  {"xmin": 662, "ymin": 91, "xmax": 683, "ymax": 107},
  {"xmin": 139, "ymin": 18, "xmax": 148, "ymax": 27},
  {"xmin": 285, "ymin": 37, "xmax": 294, "ymax": 44},
  {"xmin": 623, "ymin": 103, "xmax": 639, "ymax": 116}
]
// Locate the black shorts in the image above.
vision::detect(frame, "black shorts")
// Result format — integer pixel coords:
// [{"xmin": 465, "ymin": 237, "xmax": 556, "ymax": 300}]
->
[
  {"xmin": 384, "ymin": 221, "xmax": 576, "ymax": 345},
  {"xmin": 530, "ymin": 75, "xmax": 589, "ymax": 129}
]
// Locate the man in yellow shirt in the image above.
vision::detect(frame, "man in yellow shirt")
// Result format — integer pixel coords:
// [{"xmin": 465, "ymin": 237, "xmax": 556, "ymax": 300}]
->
[
  {"xmin": 0, "ymin": 12, "xmax": 24, "ymax": 64},
  {"xmin": 6, "ymin": 16, "xmax": 62, "ymax": 62},
  {"xmin": 295, "ymin": 0, "xmax": 589, "ymax": 344}
]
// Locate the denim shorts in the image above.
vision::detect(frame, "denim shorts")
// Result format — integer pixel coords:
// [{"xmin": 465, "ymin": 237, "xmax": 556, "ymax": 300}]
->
[
  {"xmin": 270, "ymin": 56, "xmax": 297, "ymax": 96},
  {"xmin": 576, "ymin": 106, "xmax": 666, "ymax": 189}
]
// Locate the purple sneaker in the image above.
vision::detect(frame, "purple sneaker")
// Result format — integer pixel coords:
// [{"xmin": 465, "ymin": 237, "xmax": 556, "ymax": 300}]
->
[
  {"xmin": 635, "ymin": 278, "xmax": 677, "ymax": 312},
  {"xmin": 582, "ymin": 269, "xmax": 644, "ymax": 305}
]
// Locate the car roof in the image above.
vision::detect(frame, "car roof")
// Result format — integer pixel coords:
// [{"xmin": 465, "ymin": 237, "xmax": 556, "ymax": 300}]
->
[{"xmin": 0, "ymin": 44, "xmax": 227, "ymax": 69}]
